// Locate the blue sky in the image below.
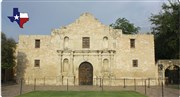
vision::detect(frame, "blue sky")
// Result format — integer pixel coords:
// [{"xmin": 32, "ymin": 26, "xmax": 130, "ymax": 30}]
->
[{"xmin": 2, "ymin": 0, "xmax": 167, "ymax": 42}]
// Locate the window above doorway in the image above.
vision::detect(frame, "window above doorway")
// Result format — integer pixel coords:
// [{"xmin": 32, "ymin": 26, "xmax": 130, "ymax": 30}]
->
[{"xmin": 82, "ymin": 37, "xmax": 90, "ymax": 48}]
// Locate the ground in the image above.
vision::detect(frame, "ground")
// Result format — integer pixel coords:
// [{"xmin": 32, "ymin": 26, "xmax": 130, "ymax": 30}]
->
[
  {"xmin": 2, "ymin": 84, "xmax": 180, "ymax": 97},
  {"xmin": 166, "ymin": 85, "xmax": 180, "ymax": 89},
  {"xmin": 15, "ymin": 91, "xmax": 147, "ymax": 97}
]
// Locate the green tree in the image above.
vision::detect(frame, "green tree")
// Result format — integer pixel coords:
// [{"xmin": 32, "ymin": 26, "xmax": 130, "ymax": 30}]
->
[
  {"xmin": 110, "ymin": 18, "xmax": 140, "ymax": 34},
  {"xmin": 150, "ymin": 0, "xmax": 179, "ymax": 60},
  {"xmin": 1, "ymin": 32, "xmax": 16, "ymax": 82}
]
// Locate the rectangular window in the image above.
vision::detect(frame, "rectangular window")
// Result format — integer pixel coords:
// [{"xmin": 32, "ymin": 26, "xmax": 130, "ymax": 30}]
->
[
  {"xmin": 132, "ymin": 60, "xmax": 138, "ymax": 67},
  {"xmin": 130, "ymin": 39, "xmax": 135, "ymax": 48},
  {"xmin": 82, "ymin": 37, "xmax": 90, "ymax": 48},
  {"xmin": 34, "ymin": 60, "xmax": 40, "ymax": 67},
  {"xmin": 35, "ymin": 39, "xmax": 40, "ymax": 48}
]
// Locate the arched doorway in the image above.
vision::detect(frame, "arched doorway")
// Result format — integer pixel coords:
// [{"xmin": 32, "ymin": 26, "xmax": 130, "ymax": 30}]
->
[
  {"xmin": 165, "ymin": 65, "xmax": 180, "ymax": 84},
  {"xmin": 79, "ymin": 62, "xmax": 93, "ymax": 85}
]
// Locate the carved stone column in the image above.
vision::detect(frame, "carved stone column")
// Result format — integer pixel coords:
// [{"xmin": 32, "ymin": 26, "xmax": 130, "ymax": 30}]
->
[
  {"xmin": 70, "ymin": 51, "xmax": 74, "ymax": 75},
  {"xmin": 57, "ymin": 50, "xmax": 63, "ymax": 85},
  {"xmin": 58, "ymin": 50, "xmax": 63, "ymax": 75},
  {"xmin": 109, "ymin": 51, "xmax": 111, "ymax": 73},
  {"xmin": 98, "ymin": 51, "xmax": 102, "ymax": 77},
  {"xmin": 110, "ymin": 51, "xmax": 114, "ymax": 74}
]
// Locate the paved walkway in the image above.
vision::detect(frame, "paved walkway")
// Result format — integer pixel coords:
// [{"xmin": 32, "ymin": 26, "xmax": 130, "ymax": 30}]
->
[{"xmin": 2, "ymin": 84, "xmax": 180, "ymax": 97}]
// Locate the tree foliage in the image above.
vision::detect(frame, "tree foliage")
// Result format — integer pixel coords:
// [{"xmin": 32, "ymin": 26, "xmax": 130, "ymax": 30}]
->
[
  {"xmin": 110, "ymin": 18, "xmax": 140, "ymax": 34},
  {"xmin": 150, "ymin": 0, "xmax": 180, "ymax": 60},
  {"xmin": 1, "ymin": 32, "xmax": 16, "ymax": 69}
]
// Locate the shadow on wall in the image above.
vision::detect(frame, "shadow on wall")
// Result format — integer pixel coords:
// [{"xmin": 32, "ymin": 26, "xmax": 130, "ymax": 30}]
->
[{"xmin": 16, "ymin": 52, "xmax": 28, "ymax": 83}]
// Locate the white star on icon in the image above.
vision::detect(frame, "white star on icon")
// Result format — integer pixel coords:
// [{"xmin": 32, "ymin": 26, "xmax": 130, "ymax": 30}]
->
[{"xmin": 14, "ymin": 15, "xmax": 19, "ymax": 20}]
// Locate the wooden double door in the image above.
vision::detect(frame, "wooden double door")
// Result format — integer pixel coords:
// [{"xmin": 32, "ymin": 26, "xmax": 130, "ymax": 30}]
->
[{"xmin": 79, "ymin": 62, "xmax": 93, "ymax": 85}]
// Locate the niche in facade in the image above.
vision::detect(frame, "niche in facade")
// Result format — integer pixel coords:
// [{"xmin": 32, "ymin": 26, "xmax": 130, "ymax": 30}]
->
[
  {"xmin": 63, "ymin": 59, "xmax": 69, "ymax": 72},
  {"xmin": 103, "ymin": 59, "xmax": 109, "ymax": 72},
  {"xmin": 103, "ymin": 36, "xmax": 108, "ymax": 49},
  {"xmin": 64, "ymin": 36, "xmax": 69, "ymax": 50}
]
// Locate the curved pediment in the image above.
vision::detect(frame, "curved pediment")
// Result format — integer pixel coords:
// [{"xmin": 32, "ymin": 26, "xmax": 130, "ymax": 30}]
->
[
  {"xmin": 69, "ymin": 12, "xmax": 103, "ymax": 27},
  {"xmin": 51, "ymin": 12, "xmax": 122, "ymax": 38}
]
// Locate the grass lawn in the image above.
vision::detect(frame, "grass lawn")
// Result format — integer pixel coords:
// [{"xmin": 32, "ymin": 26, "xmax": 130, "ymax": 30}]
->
[{"xmin": 16, "ymin": 91, "xmax": 147, "ymax": 97}]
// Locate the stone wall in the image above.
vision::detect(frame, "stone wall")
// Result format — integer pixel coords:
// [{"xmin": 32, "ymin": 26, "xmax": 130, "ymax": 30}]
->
[
  {"xmin": 156, "ymin": 59, "xmax": 180, "ymax": 84},
  {"xmin": 16, "ymin": 13, "xmax": 158, "ymax": 86}
]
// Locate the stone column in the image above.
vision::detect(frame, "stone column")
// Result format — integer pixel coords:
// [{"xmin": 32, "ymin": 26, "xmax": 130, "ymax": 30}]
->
[
  {"xmin": 110, "ymin": 51, "xmax": 114, "ymax": 74},
  {"xmin": 57, "ymin": 50, "xmax": 63, "ymax": 85},
  {"xmin": 58, "ymin": 51, "xmax": 63, "ymax": 75},
  {"xmin": 67, "ymin": 51, "xmax": 74, "ymax": 85},
  {"xmin": 97, "ymin": 51, "xmax": 102, "ymax": 86},
  {"xmin": 98, "ymin": 51, "xmax": 102, "ymax": 75},
  {"xmin": 71, "ymin": 51, "xmax": 74, "ymax": 75},
  {"xmin": 109, "ymin": 51, "xmax": 111, "ymax": 73},
  {"xmin": 110, "ymin": 51, "xmax": 115, "ymax": 86}
]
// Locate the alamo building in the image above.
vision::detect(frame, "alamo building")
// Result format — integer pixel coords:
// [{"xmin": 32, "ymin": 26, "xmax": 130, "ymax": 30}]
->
[{"xmin": 16, "ymin": 13, "xmax": 158, "ymax": 86}]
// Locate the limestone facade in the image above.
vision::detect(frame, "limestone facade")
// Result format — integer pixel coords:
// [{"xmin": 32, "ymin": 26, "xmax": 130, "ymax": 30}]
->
[{"xmin": 16, "ymin": 13, "xmax": 158, "ymax": 86}]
